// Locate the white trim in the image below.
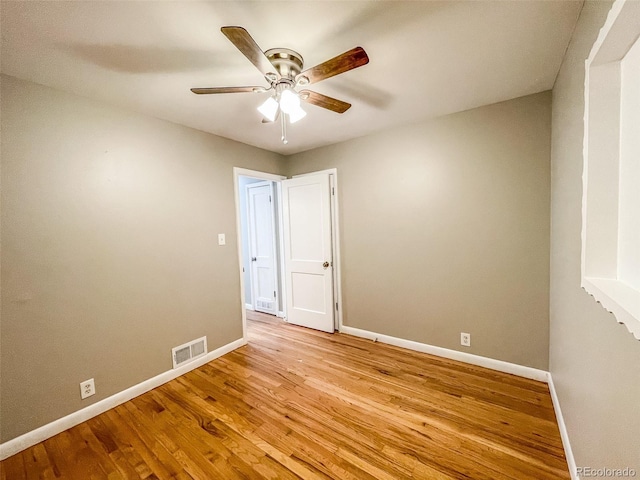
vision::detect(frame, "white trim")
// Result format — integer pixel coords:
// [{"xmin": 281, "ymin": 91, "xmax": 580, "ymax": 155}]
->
[
  {"xmin": 292, "ymin": 168, "xmax": 338, "ymax": 179},
  {"xmin": 233, "ymin": 168, "xmax": 285, "ymax": 183},
  {"xmin": 233, "ymin": 167, "xmax": 287, "ymax": 342},
  {"xmin": 547, "ymin": 374, "xmax": 579, "ymax": 480},
  {"xmin": 340, "ymin": 325, "xmax": 548, "ymax": 382},
  {"xmin": 245, "ymin": 303, "xmax": 255, "ymax": 311},
  {"xmin": 581, "ymin": 278, "xmax": 640, "ymax": 340},
  {"xmin": 329, "ymin": 172, "xmax": 343, "ymax": 331},
  {"xmin": 275, "ymin": 181, "xmax": 287, "ymax": 320},
  {"xmin": 0, "ymin": 338, "xmax": 246, "ymax": 461}
]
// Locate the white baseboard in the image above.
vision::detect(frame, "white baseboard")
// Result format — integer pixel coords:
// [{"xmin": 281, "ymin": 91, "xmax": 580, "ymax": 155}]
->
[
  {"xmin": 340, "ymin": 325, "xmax": 549, "ymax": 382},
  {"xmin": 547, "ymin": 373, "xmax": 579, "ymax": 480},
  {"xmin": 0, "ymin": 337, "xmax": 246, "ymax": 461},
  {"xmin": 245, "ymin": 303, "xmax": 254, "ymax": 311},
  {"xmin": 277, "ymin": 311, "xmax": 285, "ymax": 319}
]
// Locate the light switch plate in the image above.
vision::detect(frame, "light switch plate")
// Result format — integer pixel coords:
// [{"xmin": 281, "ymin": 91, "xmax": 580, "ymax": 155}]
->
[{"xmin": 218, "ymin": 233, "xmax": 226, "ymax": 246}]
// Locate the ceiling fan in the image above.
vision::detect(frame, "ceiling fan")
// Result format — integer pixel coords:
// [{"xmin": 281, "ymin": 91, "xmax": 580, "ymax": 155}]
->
[{"xmin": 191, "ymin": 26, "xmax": 369, "ymax": 144}]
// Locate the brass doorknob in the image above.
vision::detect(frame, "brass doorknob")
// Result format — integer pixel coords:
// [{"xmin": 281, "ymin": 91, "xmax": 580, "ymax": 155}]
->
[{"xmin": 323, "ymin": 261, "xmax": 330, "ymax": 269}]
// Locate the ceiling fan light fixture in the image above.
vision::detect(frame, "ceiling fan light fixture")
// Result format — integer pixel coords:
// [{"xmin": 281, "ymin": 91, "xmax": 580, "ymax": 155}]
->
[
  {"xmin": 279, "ymin": 88, "xmax": 301, "ymax": 115},
  {"xmin": 257, "ymin": 96, "xmax": 279, "ymax": 122},
  {"xmin": 287, "ymin": 104, "xmax": 307, "ymax": 124}
]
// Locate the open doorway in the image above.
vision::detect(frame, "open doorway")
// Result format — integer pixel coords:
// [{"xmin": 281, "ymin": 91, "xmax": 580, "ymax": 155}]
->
[
  {"xmin": 234, "ymin": 167, "xmax": 343, "ymax": 340},
  {"xmin": 237, "ymin": 176, "xmax": 284, "ymax": 315},
  {"xmin": 234, "ymin": 168, "xmax": 287, "ymax": 340}
]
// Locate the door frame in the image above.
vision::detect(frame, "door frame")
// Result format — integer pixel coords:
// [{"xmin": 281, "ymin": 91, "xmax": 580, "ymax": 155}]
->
[
  {"xmin": 234, "ymin": 167, "xmax": 344, "ymax": 339},
  {"xmin": 234, "ymin": 168, "xmax": 286, "ymax": 340}
]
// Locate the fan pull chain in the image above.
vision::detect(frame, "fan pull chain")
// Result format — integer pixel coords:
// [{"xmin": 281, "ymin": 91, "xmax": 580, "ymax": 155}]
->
[{"xmin": 281, "ymin": 112, "xmax": 288, "ymax": 144}]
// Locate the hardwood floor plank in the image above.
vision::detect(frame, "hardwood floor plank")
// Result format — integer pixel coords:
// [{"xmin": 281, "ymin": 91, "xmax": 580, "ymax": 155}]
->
[
  {"xmin": 1, "ymin": 311, "xmax": 569, "ymax": 479},
  {"xmin": 194, "ymin": 358, "xmax": 411, "ymax": 477},
  {"xmin": 97, "ymin": 410, "xmax": 155, "ymax": 479},
  {"xmin": 1, "ymin": 449, "xmax": 26, "ymax": 480},
  {"xmin": 86, "ymin": 417, "xmax": 144, "ymax": 479},
  {"xmin": 20, "ymin": 443, "xmax": 56, "ymax": 480},
  {"xmin": 109, "ymin": 404, "xmax": 184, "ymax": 479}
]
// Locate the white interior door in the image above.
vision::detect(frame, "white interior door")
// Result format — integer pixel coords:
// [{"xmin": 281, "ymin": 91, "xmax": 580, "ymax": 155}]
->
[
  {"xmin": 282, "ymin": 173, "xmax": 334, "ymax": 332},
  {"xmin": 247, "ymin": 182, "xmax": 277, "ymax": 315}
]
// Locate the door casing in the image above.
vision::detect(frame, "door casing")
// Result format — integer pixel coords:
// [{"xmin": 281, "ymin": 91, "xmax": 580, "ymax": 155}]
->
[{"xmin": 233, "ymin": 167, "xmax": 343, "ymax": 340}]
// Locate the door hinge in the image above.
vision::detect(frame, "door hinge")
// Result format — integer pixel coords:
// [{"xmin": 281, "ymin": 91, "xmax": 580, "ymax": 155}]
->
[
  {"xmin": 332, "ymin": 187, "xmax": 335, "ymax": 196},
  {"xmin": 269, "ymin": 195, "xmax": 272, "ymax": 203},
  {"xmin": 274, "ymin": 290, "xmax": 277, "ymax": 298},
  {"xmin": 336, "ymin": 302, "xmax": 339, "ymax": 311}
]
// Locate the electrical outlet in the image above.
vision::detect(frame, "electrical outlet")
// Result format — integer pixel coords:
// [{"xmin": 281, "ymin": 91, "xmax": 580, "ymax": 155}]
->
[
  {"xmin": 461, "ymin": 332, "xmax": 471, "ymax": 347},
  {"xmin": 80, "ymin": 378, "xmax": 95, "ymax": 399}
]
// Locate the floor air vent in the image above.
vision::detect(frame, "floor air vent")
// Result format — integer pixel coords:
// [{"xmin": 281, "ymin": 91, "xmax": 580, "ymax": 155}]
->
[
  {"xmin": 256, "ymin": 300, "xmax": 274, "ymax": 310},
  {"xmin": 172, "ymin": 336, "xmax": 207, "ymax": 369}
]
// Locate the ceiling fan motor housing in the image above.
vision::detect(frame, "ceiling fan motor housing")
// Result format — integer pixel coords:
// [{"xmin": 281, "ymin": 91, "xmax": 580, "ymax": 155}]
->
[{"xmin": 265, "ymin": 48, "xmax": 304, "ymax": 79}]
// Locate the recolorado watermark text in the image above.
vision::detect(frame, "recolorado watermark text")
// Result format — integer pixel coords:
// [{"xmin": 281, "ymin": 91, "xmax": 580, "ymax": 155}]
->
[{"xmin": 577, "ymin": 467, "xmax": 637, "ymax": 478}]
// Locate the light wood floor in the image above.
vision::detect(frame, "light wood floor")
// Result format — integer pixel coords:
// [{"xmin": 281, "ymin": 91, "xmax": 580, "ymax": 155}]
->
[{"xmin": 1, "ymin": 312, "xmax": 569, "ymax": 479}]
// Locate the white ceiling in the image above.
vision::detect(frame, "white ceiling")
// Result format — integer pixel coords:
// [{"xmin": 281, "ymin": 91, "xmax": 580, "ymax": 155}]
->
[{"xmin": 1, "ymin": 1, "xmax": 582, "ymax": 155}]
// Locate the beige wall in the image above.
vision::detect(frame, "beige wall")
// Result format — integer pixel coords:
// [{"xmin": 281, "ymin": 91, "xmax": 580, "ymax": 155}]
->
[
  {"xmin": 287, "ymin": 92, "xmax": 551, "ymax": 370},
  {"xmin": 550, "ymin": 1, "xmax": 640, "ymax": 472},
  {"xmin": 0, "ymin": 75, "xmax": 284, "ymax": 442}
]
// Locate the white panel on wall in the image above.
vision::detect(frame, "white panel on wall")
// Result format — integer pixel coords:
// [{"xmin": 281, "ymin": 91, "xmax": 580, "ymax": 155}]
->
[
  {"xmin": 619, "ymin": 35, "xmax": 640, "ymax": 291},
  {"xmin": 582, "ymin": 0, "xmax": 640, "ymax": 340}
]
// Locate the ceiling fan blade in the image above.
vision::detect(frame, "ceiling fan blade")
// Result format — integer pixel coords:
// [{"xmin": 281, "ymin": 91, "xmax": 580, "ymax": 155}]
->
[
  {"xmin": 296, "ymin": 47, "xmax": 369, "ymax": 85},
  {"xmin": 190, "ymin": 86, "xmax": 266, "ymax": 94},
  {"xmin": 221, "ymin": 26, "xmax": 277, "ymax": 80},
  {"xmin": 299, "ymin": 90, "xmax": 351, "ymax": 113}
]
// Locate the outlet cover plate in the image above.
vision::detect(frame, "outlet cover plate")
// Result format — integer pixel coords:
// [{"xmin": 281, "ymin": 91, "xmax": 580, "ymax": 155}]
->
[{"xmin": 80, "ymin": 378, "xmax": 95, "ymax": 399}]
